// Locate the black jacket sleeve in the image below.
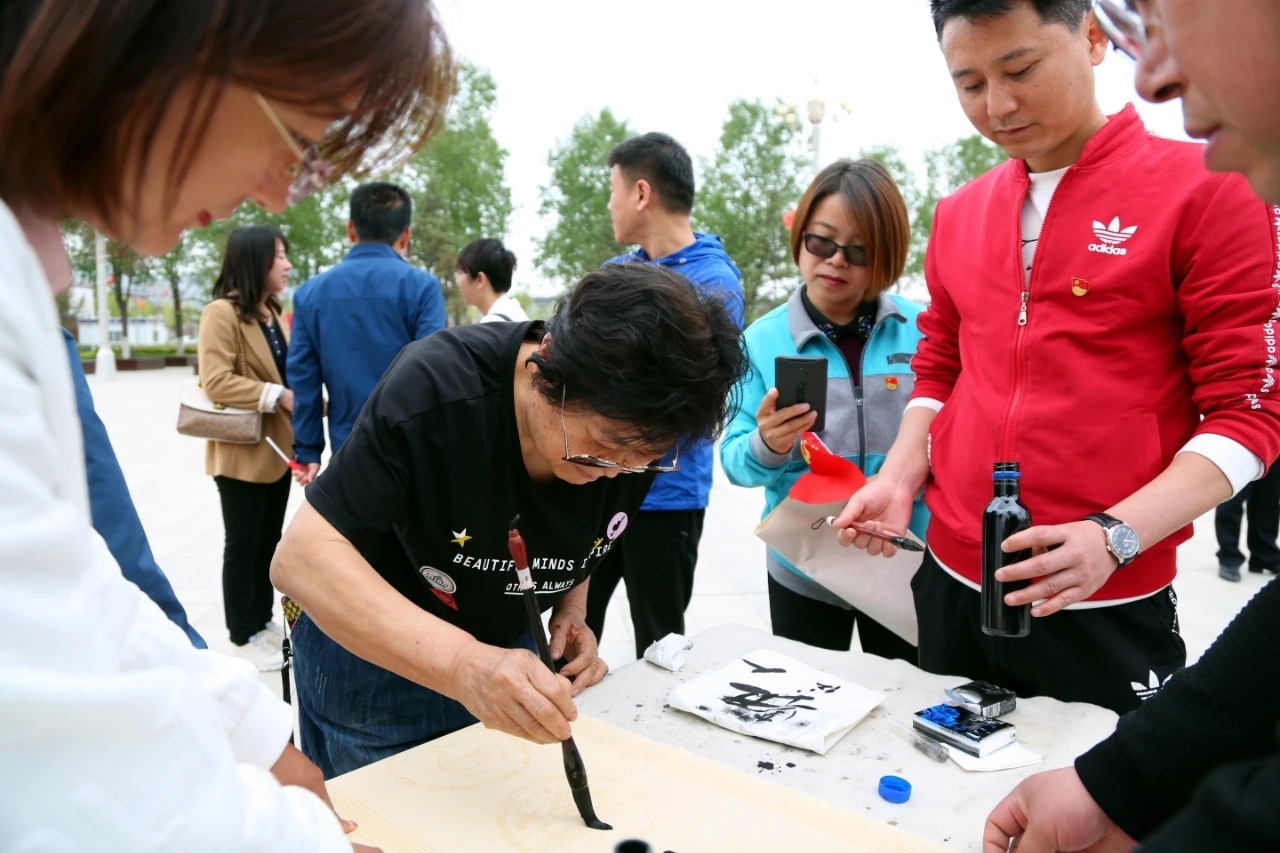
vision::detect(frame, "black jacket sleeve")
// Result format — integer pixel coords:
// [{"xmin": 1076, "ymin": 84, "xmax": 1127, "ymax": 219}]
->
[
  {"xmin": 1074, "ymin": 578, "xmax": 1280, "ymax": 840},
  {"xmin": 1139, "ymin": 751, "xmax": 1280, "ymax": 851}
]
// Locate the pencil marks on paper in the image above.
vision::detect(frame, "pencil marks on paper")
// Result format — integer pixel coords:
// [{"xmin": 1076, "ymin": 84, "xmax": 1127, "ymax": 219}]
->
[{"xmin": 387, "ymin": 738, "xmax": 532, "ymax": 790}]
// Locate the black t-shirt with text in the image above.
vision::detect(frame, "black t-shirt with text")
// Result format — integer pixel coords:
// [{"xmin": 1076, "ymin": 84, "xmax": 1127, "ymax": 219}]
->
[{"xmin": 305, "ymin": 321, "xmax": 654, "ymax": 647}]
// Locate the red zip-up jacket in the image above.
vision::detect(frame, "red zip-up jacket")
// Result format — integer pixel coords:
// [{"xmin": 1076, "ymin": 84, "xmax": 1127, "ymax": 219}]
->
[{"xmin": 913, "ymin": 105, "xmax": 1280, "ymax": 604}]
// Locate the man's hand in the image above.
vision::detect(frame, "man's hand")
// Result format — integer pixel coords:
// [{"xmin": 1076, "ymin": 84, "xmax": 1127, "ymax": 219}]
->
[
  {"xmin": 292, "ymin": 461, "xmax": 321, "ymax": 487},
  {"xmin": 278, "ymin": 388, "xmax": 294, "ymax": 414},
  {"xmin": 270, "ymin": 742, "xmax": 358, "ymax": 834},
  {"xmin": 984, "ymin": 768, "xmax": 1137, "ymax": 853},
  {"xmin": 832, "ymin": 474, "xmax": 917, "ymax": 557},
  {"xmin": 548, "ymin": 603, "xmax": 608, "ymax": 697},
  {"xmin": 451, "ymin": 642, "xmax": 577, "ymax": 745},
  {"xmin": 756, "ymin": 387, "xmax": 816, "ymax": 456},
  {"xmin": 997, "ymin": 521, "xmax": 1117, "ymax": 617}
]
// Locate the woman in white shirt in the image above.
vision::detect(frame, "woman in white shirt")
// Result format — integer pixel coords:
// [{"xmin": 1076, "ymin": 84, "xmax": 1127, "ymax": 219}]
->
[
  {"xmin": 0, "ymin": 1, "xmax": 452, "ymax": 850},
  {"xmin": 455, "ymin": 237, "xmax": 530, "ymax": 322}
]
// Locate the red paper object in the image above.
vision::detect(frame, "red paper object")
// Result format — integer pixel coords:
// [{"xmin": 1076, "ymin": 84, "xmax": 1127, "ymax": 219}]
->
[{"xmin": 790, "ymin": 432, "xmax": 866, "ymax": 505}]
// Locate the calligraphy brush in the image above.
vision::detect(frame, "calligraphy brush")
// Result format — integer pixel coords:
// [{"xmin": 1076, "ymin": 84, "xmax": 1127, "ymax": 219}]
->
[{"xmin": 507, "ymin": 515, "xmax": 611, "ymax": 831}]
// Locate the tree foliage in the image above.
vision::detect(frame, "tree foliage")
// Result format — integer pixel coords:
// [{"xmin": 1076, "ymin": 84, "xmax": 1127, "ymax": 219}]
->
[
  {"xmin": 695, "ymin": 100, "xmax": 809, "ymax": 323},
  {"xmin": 858, "ymin": 134, "xmax": 1008, "ymax": 282},
  {"xmin": 197, "ymin": 189, "xmax": 352, "ymax": 286},
  {"xmin": 398, "ymin": 61, "xmax": 513, "ymax": 325},
  {"xmin": 534, "ymin": 108, "xmax": 632, "ymax": 290}
]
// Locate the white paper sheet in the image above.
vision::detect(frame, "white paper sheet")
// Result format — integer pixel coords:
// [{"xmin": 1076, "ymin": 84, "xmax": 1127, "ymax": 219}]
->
[
  {"xmin": 667, "ymin": 649, "xmax": 885, "ymax": 754},
  {"xmin": 946, "ymin": 741, "xmax": 1043, "ymax": 772}
]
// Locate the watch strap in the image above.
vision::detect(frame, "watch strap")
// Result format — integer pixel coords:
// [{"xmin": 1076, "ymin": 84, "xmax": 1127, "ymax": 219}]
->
[
  {"xmin": 1084, "ymin": 513, "xmax": 1134, "ymax": 567},
  {"xmin": 1084, "ymin": 512, "xmax": 1122, "ymax": 530}
]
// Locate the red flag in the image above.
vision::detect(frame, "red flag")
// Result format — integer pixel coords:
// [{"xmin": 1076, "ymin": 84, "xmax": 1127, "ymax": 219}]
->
[{"xmin": 789, "ymin": 432, "xmax": 865, "ymax": 504}]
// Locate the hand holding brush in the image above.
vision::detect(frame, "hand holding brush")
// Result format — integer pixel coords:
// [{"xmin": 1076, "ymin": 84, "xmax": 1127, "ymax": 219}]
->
[{"xmin": 508, "ymin": 515, "xmax": 612, "ymax": 831}]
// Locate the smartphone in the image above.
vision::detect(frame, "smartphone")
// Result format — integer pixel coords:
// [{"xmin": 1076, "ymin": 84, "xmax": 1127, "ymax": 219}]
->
[{"xmin": 774, "ymin": 356, "xmax": 828, "ymax": 433}]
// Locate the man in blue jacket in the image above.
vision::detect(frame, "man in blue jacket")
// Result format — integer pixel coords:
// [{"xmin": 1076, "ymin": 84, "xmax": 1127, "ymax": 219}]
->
[
  {"xmin": 62, "ymin": 329, "xmax": 204, "ymax": 647},
  {"xmin": 288, "ymin": 182, "xmax": 445, "ymax": 483},
  {"xmin": 584, "ymin": 132, "xmax": 746, "ymax": 657}
]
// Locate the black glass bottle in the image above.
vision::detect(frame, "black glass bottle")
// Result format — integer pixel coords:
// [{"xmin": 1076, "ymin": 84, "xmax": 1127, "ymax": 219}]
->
[{"xmin": 981, "ymin": 462, "xmax": 1032, "ymax": 638}]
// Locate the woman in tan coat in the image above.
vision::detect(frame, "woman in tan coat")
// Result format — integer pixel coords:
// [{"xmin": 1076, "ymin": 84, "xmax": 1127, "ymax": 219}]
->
[{"xmin": 198, "ymin": 224, "xmax": 296, "ymax": 670}]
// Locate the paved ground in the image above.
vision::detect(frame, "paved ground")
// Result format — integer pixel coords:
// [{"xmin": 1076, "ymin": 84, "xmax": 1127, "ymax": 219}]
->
[{"xmin": 91, "ymin": 366, "xmax": 1272, "ymax": 696}]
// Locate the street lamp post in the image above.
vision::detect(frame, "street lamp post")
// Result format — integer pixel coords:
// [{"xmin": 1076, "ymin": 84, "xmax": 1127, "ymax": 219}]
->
[
  {"xmin": 807, "ymin": 98, "xmax": 826, "ymax": 177},
  {"xmin": 94, "ymin": 231, "xmax": 116, "ymax": 379},
  {"xmin": 778, "ymin": 88, "xmax": 853, "ymax": 178}
]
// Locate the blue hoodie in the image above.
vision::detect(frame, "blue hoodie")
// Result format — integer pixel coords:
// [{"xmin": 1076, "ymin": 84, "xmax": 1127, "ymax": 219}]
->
[
  {"xmin": 288, "ymin": 242, "xmax": 445, "ymax": 464},
  {"xmin": 608, "ymin": 233, "xmax": 745, "ymax": 511}
]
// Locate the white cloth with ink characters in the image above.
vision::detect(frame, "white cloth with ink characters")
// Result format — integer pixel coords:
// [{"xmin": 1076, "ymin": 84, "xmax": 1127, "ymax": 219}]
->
[{"xmin": 668, "ymin": 649, "xmax": 885, "ymax": 754}]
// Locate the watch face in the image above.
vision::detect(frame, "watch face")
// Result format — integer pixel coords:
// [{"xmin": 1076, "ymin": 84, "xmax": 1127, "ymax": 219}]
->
[{"xmin": 1111, "ymin": 524, "xmax": 1140, "ymax": 560}]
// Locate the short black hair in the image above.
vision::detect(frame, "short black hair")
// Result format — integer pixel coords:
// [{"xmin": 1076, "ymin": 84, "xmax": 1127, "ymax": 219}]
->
[
  {"xmin": 930, "ymin": 0, "xmax": 1092, "ymax": 38},
  {"xmin": 211, "ymin": 225, "xmax": 288, "ymax": 321},
  {"xmin": 528, "ymin": 263, "xmax": 747, "ymax": 451},
  {"xmin": 349, "ymin": 181, "xmax": 413, "ymax": 244},
  {"xmin": 456, "ymin": 238, "xmax": 517, "ymax": 293},
  {"xmin": 607, "ymin": 133, "xmax": 695, "ymax": 216}
]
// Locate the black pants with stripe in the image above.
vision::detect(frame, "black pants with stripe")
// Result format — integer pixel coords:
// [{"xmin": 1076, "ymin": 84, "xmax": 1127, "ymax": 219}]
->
[
  {"xmin": 586, "ymin": 509, "xmax": 704, "ymax": 659},
  {"xmin": 912, "ymin": 551, "xmax": 1186, "ymax": 715}
]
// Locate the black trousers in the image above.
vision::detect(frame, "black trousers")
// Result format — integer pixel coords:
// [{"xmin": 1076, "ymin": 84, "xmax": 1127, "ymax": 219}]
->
[
  {"xmin": 912, "ymin": 550, "xmax": 1186, "ymax": 715},
  {"xmin": 1215, "ymin": 462, "xmax": 1280, "ymax": 572},
  {"xmin": 767, "ymin": 574, "xmax": 917, "ymax": 661},
  {"xmin": 215, "ymin": 473, "xmax": 291, "ymax": 645},
  {"xmin": 586, "ymin": 509, "xmax": 704, "ymax": 659}
]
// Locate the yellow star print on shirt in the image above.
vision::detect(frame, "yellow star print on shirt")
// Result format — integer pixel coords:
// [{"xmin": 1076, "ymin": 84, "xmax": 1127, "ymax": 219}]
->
[{"xmin": 451, "ymin": 529, "xmax": 472, "ymax": 548}]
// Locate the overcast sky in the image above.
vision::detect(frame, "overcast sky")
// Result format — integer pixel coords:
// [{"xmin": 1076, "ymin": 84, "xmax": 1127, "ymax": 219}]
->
[{"xmin": 433, "ymin": 0, "xmax": 1191, "ymax": 296}]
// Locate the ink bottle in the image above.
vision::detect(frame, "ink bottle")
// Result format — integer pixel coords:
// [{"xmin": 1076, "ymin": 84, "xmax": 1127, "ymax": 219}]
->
[{"xmin": 981, "ymin": 462, "xmax": 1032, "ymax": 637}]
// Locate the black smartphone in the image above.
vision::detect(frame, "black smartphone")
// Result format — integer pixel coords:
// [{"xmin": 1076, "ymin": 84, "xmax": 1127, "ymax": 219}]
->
[{"xmin": 774, "ymin": 356, "xmax": 828, "ymax": 433}]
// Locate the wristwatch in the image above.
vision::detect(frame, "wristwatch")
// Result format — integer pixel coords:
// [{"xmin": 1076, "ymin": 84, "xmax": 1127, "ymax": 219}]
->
[{"xmin": 1084, "ymin": 513, "xmax": 1140, "ymax": 568}]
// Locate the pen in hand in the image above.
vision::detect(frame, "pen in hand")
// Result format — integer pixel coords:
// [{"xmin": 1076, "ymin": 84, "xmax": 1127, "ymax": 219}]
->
[{"xmin": 816, "ymin": 516, "xmax": 926, "ymax": 552}]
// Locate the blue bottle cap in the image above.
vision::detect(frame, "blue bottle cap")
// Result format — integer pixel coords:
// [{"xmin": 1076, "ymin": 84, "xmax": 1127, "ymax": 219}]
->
[{"xmin": 878, "ymin": 775, "xmax": 912, "ymax": 804}]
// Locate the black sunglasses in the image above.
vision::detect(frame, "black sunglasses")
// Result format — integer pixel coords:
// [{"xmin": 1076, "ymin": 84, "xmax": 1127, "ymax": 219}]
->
[{"xmin": 803, "ymin": 233, "xmax": 868, "ymax": 268}]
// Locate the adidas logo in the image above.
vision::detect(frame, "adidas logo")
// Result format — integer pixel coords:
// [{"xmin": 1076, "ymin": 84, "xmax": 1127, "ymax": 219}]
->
[
  {"xmin": 1088, "ymin": 217, "xmax": 1138, "ymax": 256},
  {"xmin": 1131, "ymin": 669, "xmax": 1173, "ymax": 701}
]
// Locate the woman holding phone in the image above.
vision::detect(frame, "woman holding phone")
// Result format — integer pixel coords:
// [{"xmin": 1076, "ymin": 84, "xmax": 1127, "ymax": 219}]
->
[{"xmin": 720, "ymin": 159, "xmax": 927, "ymax": 659}]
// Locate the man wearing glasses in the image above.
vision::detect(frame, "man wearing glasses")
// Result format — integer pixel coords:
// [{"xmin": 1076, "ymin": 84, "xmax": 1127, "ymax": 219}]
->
[
  {"xmin": 837, "ymin": 0, "xmax": 1280, "ymax": 716},
  {"xmin": 268, "ymin": 263, "xmax": 746, "ymax": 778},
  {"xmin": 984, "ymin": 2, "xmax": 1280, "ymax": 851}
]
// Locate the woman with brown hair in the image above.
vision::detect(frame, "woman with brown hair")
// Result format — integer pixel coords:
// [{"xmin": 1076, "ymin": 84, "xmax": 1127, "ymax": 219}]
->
[
  {"xmin": 200, "ymin": 224, "xmax": 297, "ymax": 670},
  {"xmin": 0, "ymin": 0, "xmax": 450, "ymax": 849},
  {"xmin": 721, "ymin": 159, "xmax": 928, "ymax": 659}
]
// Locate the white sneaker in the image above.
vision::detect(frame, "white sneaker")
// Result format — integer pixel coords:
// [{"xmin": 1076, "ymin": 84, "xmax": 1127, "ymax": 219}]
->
[
  {"xmin": 232, "ymin": 630, "xmax": 284, "ymax": 672},
  {"xmin": 263, "ymin": 619, "xmax": 286, "ymax": 642}
]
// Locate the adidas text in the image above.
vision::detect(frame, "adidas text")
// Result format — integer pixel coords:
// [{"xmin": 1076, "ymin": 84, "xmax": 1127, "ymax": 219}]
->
[{"xmin": 1088, "ymin": 243, "xmax": 1128, "ymax": 256}]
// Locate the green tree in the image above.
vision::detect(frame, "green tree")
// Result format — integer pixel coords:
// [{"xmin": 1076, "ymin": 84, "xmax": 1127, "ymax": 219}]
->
[
  {"xmin": 196, "ymin": 189, "xmax": 351, "ymax": 289},
  {"xmin": 534, "ymin": 108, "xmax": 632, "ymax": 290},
  {"xmin": 695, "ymin": 99, "xmax": 808, "ymax": 322},
  {"xmin": 855, "ymin": 135, "xmax": 1007, "ymax": 282},
  {"xmin": 398, "ymin": 61, "xmax": 513, "ymax": 325},
  {"xmin": 155, "ymin": 231, "xmax": 201, "ymax": 353},
  {"xmin": 62, "ymin": 221, "xmax": 152, "ymax": 357}
]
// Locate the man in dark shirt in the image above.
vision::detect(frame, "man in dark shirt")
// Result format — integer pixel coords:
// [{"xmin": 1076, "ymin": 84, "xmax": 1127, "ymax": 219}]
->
[
  {"xmin": 271, "ymin": 263, "xmax": 747, "ymax": 778},
  {"xmin": 287, "ymin": 182, "xmax": 445, "ymax": 484},
  {"xmin": 984, "ymin": 2, "xmax": 1280, "ymax": 851}
]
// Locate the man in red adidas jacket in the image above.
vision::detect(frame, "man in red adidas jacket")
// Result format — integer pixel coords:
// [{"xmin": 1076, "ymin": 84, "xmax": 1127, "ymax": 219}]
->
[{"xmin": 836, "ymin": 0, "xmax": 1280, "ymax": 715}]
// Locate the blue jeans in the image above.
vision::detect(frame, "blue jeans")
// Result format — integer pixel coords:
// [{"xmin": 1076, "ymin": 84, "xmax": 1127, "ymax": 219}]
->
[{"xmin": 291, "ymin": 613, "xmax": 536, "ymax": 778}]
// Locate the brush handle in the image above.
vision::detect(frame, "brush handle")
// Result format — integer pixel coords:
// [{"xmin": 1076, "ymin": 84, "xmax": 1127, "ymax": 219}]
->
[{"xmin": 522, "ymin": 588, "xmax": 556, "ymax": 670}]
